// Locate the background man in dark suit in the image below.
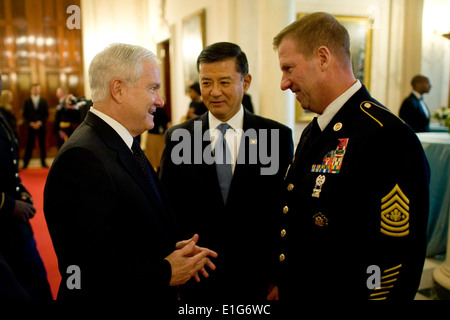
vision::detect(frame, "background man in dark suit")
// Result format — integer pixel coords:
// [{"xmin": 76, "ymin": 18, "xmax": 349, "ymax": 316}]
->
[
  {"xmin": 399, "ymin": 74, "xmax": 432, "ymax": 132},
  {"xmin": 273, "ymin": 12, "xmax": 429, "ymax": 301},
  {"xmin": 44, "ymin": 43, "xmax": 217, "ymax": 303},
  {"xmin": 0, "ymin": 74, "xmax": 52, "ymax": 300},
  {"xmin": 22, "ymin": 84, "xmax": 49, "ymax": 168},
  {"xmin": 160, "ymin": 42, "xmax": 294, "ymax": 301}
]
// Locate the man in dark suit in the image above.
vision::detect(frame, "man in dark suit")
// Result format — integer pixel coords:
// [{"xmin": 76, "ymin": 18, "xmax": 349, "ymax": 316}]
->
[
  {"xmin": 272, "ymin": 12, "xmax": 429, "ymax": 301},
  {"xmin": 22, "ymin": 84, "xmax": 49, "ymax": 168},
  {"xmin": 0, "ymin": 76, "xmax": 52, "ymax": 300},
  {"xmin": 160, "ymin": 42, "xmax": 294, "ymax": 301},
  {"xmin": 44, "ymin": 43, "xmax": 217, "ymax": 303},
  {"xmin": 399, "ymin": 75, "xmax": 432, "ymax": 132}
]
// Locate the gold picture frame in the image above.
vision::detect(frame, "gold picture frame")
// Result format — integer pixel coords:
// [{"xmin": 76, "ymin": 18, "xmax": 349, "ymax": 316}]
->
[
  {"xmin": 296, "ymin": 13, "xmax": 373, "ymax": 122},
  {"xmin": 182, "ymin": 9, "xmax": 206, "ymax": 89}
]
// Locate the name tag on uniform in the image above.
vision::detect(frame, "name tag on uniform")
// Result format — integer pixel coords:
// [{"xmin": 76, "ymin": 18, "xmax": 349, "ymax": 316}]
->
[{"xmin": 311, "ymin": 138, "xmax": 349, "ymax": 174}]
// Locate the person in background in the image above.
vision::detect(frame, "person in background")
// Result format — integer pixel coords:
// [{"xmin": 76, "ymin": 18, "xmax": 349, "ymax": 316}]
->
[
  {"xmin": 0, "ymin": 89, "xmax": 18, "ymax": 139},
  {"xmin": 54, "ymin": 91, "xmax": 82, "ymax": 148},
  {"xmin": 161, "ymin": 42, "xmax": 293, "ymax": 301},
  {"xmin": 44, "ymin": 43, "xmax": 217, "ymax": 303},
  {"xmin": 186, "ymin": 82, "xmax": 207, "ymax": 119},
  {"xmin": 145, "ymin": 106, "xmax": 169, "ymax": 173},
  {"xmin": 399, "ymin": 74, "xmax": 432, "ymax": 132},
  {"xmin": 22, "ymin": 84, "xmax": 49, "ymax": 169},
  {"xmin": 272, "ymin": 12, "xmax": 430, "ymax": 301}
]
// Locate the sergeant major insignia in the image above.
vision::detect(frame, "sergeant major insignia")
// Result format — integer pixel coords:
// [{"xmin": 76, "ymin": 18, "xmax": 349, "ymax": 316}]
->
[{"xmin": 380, "ymin": 184, "xmax": 410, "ymax": 237}]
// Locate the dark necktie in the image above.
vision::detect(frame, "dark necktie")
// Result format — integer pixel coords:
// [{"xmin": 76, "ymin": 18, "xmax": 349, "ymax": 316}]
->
[
  {"xmin": 131, "ymin": 138, "xmax": 163, "ymax": 205},
  {"xmin": 215, "ymin": 123, "xmax": 232, "ymax": 203}
]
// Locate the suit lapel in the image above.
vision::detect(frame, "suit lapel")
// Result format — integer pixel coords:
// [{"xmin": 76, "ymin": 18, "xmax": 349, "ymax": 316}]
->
[
  {"xmin": 227, "ymin": 111, "xmax": 260, "ymax": 203},
  {"xmin": 84, "ymin": 112, "xmax": 168, "ymax": 218}
]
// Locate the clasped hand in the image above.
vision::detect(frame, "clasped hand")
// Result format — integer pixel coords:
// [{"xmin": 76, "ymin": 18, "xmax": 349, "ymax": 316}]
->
[
  {"xmin": 165, "ymin": 234, "xmax": 218, "ymax": 286},
  {"xmin": 13, "ymin": 200, "xmax": 36, "ymax": 223}
]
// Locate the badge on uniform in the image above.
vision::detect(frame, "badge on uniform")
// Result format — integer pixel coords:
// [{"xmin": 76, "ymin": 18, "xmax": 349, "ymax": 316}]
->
[
  {"xmin": 380, "ymin": 184, "xmax": 410, "ymax": 237},
  {"xmin": 311, "ymin": 138, "xmax": 349, "ymax": 174},
  {"xmin": 313, "ymin": 212, "xmax": 328, "ymax": 227},
  {"xmin": 312, "ymin": 175, "xmax": 326, "ymax": 198}
]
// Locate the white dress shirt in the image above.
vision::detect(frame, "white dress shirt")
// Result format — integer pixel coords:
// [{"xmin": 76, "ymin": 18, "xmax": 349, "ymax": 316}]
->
[
  {"xmin": 31, "ymin": 95, "xmax": 40, "ymax": 109},
  {"xmin": 208, "ymin": 106, "xmax": 244, "ymax": 174},
  {"xmin": 412, "ymin": 90, "xmax": 430, "ymax": 119},
  {"xmin": 89, "ymin": 107, "xmax": 134, "ymax": 151},
  {"xmin": 316, "ymin": 80, "xmax": 362, "ymax": 131}
]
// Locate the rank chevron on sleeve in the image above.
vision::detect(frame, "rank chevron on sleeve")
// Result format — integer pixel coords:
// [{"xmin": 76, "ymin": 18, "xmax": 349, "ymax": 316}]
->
[{"xmin": 380, "ymin": 184, "xmax": 410, "ymax": 237}]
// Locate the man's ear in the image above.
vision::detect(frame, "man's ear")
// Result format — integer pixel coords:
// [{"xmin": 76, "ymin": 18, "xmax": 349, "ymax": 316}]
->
[
  {"xmin": 110, "ymin": 78, "xmax": 125, "ymax": 104},
  {"xmin": 316, "ymin": 46, "xmax": 331, "ymax": 71},
  {"xmin": 243, "ymin": 73, "xmax": 252, "ymax": 93}
]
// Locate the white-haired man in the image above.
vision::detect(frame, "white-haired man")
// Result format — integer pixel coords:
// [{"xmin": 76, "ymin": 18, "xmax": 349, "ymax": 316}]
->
[{"xmin": 44, "ymin": 43, "xmax": 217, "ymax": 302}]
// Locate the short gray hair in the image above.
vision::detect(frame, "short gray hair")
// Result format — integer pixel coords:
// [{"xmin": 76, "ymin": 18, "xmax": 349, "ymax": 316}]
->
[{"xmin": 88, "ymin": 43, "xmax": 158, "ymax": 102}]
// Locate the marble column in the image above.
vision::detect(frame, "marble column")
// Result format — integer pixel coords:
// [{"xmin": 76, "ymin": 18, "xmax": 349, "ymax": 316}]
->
[{"xmin": 433, "ymin": 217, "xmax": 450, "ymax": 299}]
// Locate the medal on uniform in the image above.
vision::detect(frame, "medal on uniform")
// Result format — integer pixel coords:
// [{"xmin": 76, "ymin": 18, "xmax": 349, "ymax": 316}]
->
[
  {"xmin": 311, "ymin": 138, "xmax": 349, "ymax": 174},
  {"xmin": 312, "ymin": 174, "xmax": 326, "ymax": 198},
  {"xmin": 313, "ymin": 212, "xmax": 328, "ymax": 227}
]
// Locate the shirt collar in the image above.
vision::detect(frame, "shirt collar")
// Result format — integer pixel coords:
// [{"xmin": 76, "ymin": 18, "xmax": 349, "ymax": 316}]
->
[
  {"xmin": 412, "ymin": 90, "xmax": 422, "ymax": 100},
  {"xmin": 208, "ymin": 105, "xmax": 244, "ymax": 131},
  {"xmin": 90, "ymin": 107, "xmax": 134, "ymax": 150},
  {"xmin": 317, "ymin": 80, "xmax": 362, "ymax": 131}
]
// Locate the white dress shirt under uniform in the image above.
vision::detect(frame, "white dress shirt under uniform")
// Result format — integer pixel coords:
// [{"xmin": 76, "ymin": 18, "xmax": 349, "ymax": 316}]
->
[{"xmin": 316, "ymin": 80, "xmax": 362, "ymax": 131}]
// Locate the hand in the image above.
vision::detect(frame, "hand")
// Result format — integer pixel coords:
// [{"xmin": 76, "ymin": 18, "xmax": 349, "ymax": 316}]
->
[
  {"xmin": 175, "ymin": 234, "xmax": 217, "ymax": 282},
  {"xmin": 165, "ymin": 234, "xmax": 218, "ymax": 286},
  {"xmin": 13, "ymin": 200, "xmax": 36, "ymax": 223},
  {"xmin": 175, "ymin": 234, "xmax": 201, "ymax": 250},
  {"xmin": 30, "ymin": 121, "xmax": 42, "ymax": 130},
  {"xmin": 267, "ymin": 284, "xmax": 279, "ymax": 300}
]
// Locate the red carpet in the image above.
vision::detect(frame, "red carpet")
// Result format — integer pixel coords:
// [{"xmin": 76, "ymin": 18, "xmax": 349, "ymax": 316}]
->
[{"xmin": 19, "ymin": 168, "xmax": 60, "ymax": 299}]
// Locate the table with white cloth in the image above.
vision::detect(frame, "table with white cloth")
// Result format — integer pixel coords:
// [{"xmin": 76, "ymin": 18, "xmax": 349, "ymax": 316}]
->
[{"xmin": 417, "ymin": 132, "xmax": 450, "ymax": 257}]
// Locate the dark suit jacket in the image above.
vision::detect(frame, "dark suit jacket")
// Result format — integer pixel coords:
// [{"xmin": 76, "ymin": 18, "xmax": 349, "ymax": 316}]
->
[
  {"xmin": 22, "ymin": 97, "xmax": 49, "ymax": 125},
  {"xmin": 399, "ymin": 93, "xmax": 430, "ymax": 132},
  {"xmin": 160, "ymin": 109, "xmax": 294, "ymax": 301},
  {"xmin": 44, "ymin": 111, "xmax": 177, "ymax": 302},
  {"xmin": 278, "ymin": 86, "xmax": 429, "ymax": 300}
]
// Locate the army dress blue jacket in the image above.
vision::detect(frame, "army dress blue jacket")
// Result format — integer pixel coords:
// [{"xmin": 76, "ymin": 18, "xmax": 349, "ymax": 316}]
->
[{"xmin": 277, "ymin": 86, "xmax": 430, "ymax": 301}]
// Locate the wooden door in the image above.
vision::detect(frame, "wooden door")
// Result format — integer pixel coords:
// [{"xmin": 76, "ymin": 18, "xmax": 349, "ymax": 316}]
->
[{"xmin": 0, "ymin": 0, "xmax": 84, "ymax": 158}]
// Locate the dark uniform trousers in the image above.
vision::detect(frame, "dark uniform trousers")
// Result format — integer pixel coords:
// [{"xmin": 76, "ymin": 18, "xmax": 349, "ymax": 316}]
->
[
  {"xmin": 0, "ymin": 114, "xmax": 52, "ymax": 300},
  {"xmin": 276, "ymin": 86, "xmax": 430, "ymax": 301}
]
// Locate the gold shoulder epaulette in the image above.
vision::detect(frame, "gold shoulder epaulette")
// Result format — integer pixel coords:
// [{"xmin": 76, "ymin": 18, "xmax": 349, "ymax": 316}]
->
[
  {"xmin": 0, "ymin": 192, "xmax": 5, "ymax": 210},
  {"xmin": 359, "ymin": 101, "xmax": 385, "ymax": 127}
]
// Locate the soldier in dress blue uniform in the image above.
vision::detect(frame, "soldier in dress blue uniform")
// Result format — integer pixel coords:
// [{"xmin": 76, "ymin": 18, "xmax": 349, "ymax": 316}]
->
[
  {"xmin": 0, "ymin": 76, "xmax": 52, "ymax": 300},
  {"xmin": 271, "ymin": 12, "xmax": 430, "ymax": 301}
]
